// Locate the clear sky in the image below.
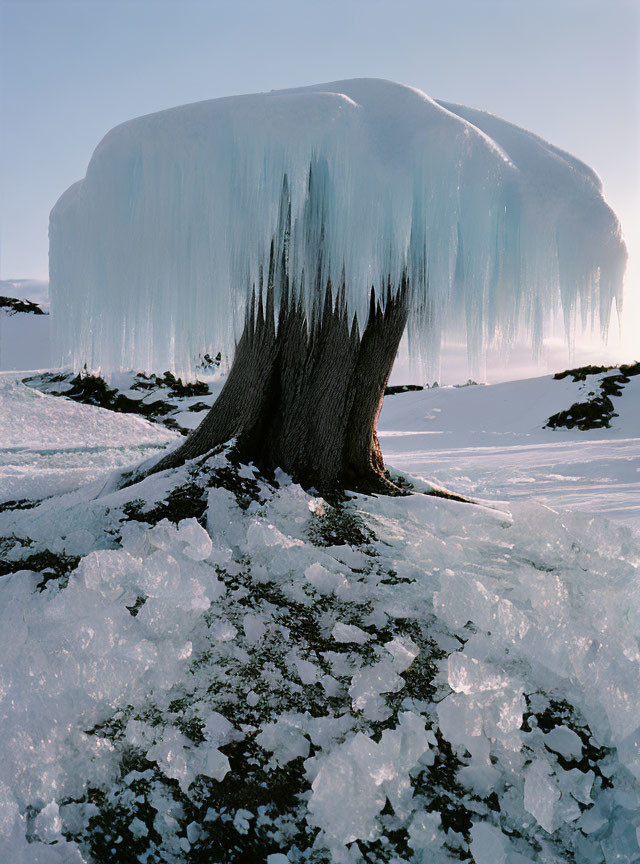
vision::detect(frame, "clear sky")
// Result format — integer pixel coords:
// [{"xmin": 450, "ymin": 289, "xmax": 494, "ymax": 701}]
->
[{"xmin": 1, "ymin": 0, "xmax": 638, "ymax": 363}]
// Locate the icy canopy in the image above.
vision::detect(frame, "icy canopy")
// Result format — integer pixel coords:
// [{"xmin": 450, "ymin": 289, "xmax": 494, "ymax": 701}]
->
[{"xmin": 49, "ymin": 78, "xmax": 626, "ymax": 377}]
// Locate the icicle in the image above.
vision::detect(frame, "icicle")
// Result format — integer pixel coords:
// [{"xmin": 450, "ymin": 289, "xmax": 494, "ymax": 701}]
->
[{"xmin": 49, "ymin": 78, "xmax": 627, "ymax": 379}]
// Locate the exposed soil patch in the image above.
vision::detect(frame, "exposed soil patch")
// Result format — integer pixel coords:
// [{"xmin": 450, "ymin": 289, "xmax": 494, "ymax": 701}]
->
[
  {"xmin": 0, "ymin": 295, "xmax": 47, "ymax": 315},
  {"xmin": 0, "ymin": 547, "xmax": 81, "ymax": 589},
  {"xmin": 24, "ymin": 370, "xmax": 217, "ymax": 436},
  {"xmin": 546, "ymin": 362, "xmax": 639, "ymax": 430}
]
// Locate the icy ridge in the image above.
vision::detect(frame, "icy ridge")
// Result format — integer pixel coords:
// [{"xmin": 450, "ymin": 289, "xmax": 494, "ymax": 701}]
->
[{"xmin": 49, "ymin": 78, "xmax": 626, "ymax": 378}]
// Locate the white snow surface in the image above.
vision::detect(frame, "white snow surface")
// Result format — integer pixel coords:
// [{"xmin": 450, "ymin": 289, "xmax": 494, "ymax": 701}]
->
[
  {"xmin": 0, "ymin": 368, "xmax": 639, "ymax": 861},
  {"xmin": 50, "ymin": 78, "xmax": 625, "ymax": 378},
  {"xmin": 0, "ymin": 371, "xmax": 177, "ymax": 503},
  {"xmin": 9, "ymin": 367, "xmax": 640, "ymax": 526},
  {"xmin": 379, "ymin": 374, "xmax": 640, "ymax": 527}
]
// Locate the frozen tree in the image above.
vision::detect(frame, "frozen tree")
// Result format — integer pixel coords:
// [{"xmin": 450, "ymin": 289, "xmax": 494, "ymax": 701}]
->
[{"xmin": 49, "ymin": 79, "xmax": 626, "ymax": 492}]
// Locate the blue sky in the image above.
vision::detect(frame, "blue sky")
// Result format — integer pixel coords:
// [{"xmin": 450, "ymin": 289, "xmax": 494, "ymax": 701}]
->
[{"xmin": 1, "ymin": 0, "xmax": 638, "ymax": 356}]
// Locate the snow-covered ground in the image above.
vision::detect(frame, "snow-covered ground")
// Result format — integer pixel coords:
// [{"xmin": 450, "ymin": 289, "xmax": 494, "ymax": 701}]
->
[
  {"xmin": 0, "ymin": 366, "xmax": 639, "ymax": 863},
  {"xmin": 4, "ymin": 366, "xmax": 638, "ymax": 528},
  {"xmin": 379, "ymin": 374, "xmax": 640, "ymax": 528},
  {"xmin": 0, "ymin": 371, "xmax": 177, "ymax": 504}
]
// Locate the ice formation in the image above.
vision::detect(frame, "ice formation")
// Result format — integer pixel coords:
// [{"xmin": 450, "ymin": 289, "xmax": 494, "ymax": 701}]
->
[
  {"xmin": 1, "ymin": 445, "xmax": 640, "ymax": 861},
  {"xmin": 49, "ymin": 79, "xmax": 626, "ymax": 378},
  {"xmin": 2, "ymin": 363, "xmax": 640, "ymax": 859}
]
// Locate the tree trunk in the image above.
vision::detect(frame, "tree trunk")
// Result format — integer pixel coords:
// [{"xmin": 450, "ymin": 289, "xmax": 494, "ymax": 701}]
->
[
  {"xmin": 148, "ymin": 274, "xmax": 408, "ymax": 495},
  {"xmin": 139, "ymin": 168, "xmax": 410, "ymax": 496}
]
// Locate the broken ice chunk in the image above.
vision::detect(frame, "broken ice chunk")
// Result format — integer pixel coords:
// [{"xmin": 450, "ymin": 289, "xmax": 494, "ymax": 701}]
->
[
  {"xmin": 523, "ymin": 758, "xmax": 560, "ymax": 833},
  {"xmin": 256, "ymin": 713, "xmax": 310, "ymax": 765},
  {"xmin": 233, "ymin": 808, "xmax": 253, "ymax": 834},
  {"xmin": 304, "ymin": 562, "xmax": 349, "ymax": 596},
  {"xmin": 202, "ymin": 746, "xmax": 231, "ymax": 782},
  {"xmin": 237, "ymin": 463, "xmax": 257, "ymax": 480},
  {"xmin": 308, "ymin": 732, "xmax": 385, "ymax": 844},
  {"xmin": 147, "ymin": 517, "xmax": 213, "ymax": 561},
  {"xmin": 407, "ymin": 809, "xmax": 442, "ymax": 851},
  {"xmin": 129, "ymin": 817, "xmax": 149, "ymax": 838},
  {"xmin": 210, "ymin": 618, "xmax": 237, "ymax": 642},
  {"xmin": 331, "ymin": 622, "xmax": 371, "ymax": 644},
  {"xmin": 448, "ymin": 652, "xmax": 508, "ymax": 695},
  {"xmin": 437, "ymin": 692, "xmax": 484, "ymax": 744},
  {"xmin": 578, "ymin": 804, "xmax": 608, "ymax": 835},
  {"xmin": 558, "ymin": 794, "xmax": 581, "ymax": 823},
  {"xmin": 174, "ymin": 518, "xmax": 213, "ymax": 561},
  {"xmin": 246, "ymin": 520, "xmax": 298, "ymax": 552},
  {"xmin": 308, "ymin": 714, "xmax": 429, "ymax": 845},
  {"xmin": 34, "ymin": 801, "xmax": 62, "ymax": 843},
  {"xmin": 349, "ymin": 660, "xmax": 404, "ymax": 712},
  {"xmin": 542, "ymin": 725, "xmax": 583, "ymax": 761},
  {"xmin": 306, "ymin": 714, "xmax": 354, "ymax": 749},
  {"xmin": 561, "ymin": 767, "xmax": 594, "ymax": 805},
  {"xmin": 243, "ymin": 614, "xmax": 267, "ymax": 646},
  {"xmin": 385, "ymin": 635, "xmax": 419, "ymax": 672},
  {"xmin": 469, "ymin": 821, "xmax": 510, "ymax": 864},
  {"xmin": 294, "ymin": 656, "xmax": 320, "ymax": 685},
  {"xmin": 146, "ymin": 727, "xmax": 197, "ymax": 792},
  {"xmin": 320, "ymin": 674, "xmax": 342, "ymax": 697},
  {"xmin": 326, "ymin": 544, "xmax": 367, "ymax": 570},
  {"xmin": 202, "ymin": 711, "xmax": 234, "ymax": 748}
]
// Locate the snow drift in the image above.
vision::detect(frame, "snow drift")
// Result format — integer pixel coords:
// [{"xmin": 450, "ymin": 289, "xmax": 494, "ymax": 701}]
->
[{"xmin": 49, "ymin": 78, "xmax": 627, "ymax": 377}]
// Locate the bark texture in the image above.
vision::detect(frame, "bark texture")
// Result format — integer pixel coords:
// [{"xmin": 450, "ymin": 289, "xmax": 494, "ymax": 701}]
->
[
  {"xmin": 149, "ymin": 271, "xmax": 408, "ymax": 495},
  {"xmin": 143, "ymin": 170, "xmax": 410, "ymax": 494}
]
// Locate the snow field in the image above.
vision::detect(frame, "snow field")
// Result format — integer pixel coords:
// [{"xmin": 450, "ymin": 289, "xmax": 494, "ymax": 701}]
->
[
  {"xmin": 7, "ymin": 365, "xmax": 640, "ymax": 526},
  {"xmin": 0, "ymin": 371, "xmax": 178, "ymax": 504},
  {"xmin": 0, "ymin": 444, "xmax": 638, "ymax": 862},
  {"xmin": 379, "ymin": 373, "xmax": 640, "ymax": 527}
]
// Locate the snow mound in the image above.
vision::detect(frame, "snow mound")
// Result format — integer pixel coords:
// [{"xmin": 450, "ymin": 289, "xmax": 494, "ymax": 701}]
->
[
  {"xmin": 50, "ymin": 78, "xmax": 626, "ymax": 378},
  {"xmin": 0, "ymin": 449, "xmax": 639, "ymax": 862}
]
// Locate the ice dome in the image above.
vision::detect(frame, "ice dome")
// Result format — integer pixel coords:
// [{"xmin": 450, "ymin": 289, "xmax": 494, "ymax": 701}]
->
[{"xmin": 49, "ymin": 78, "xmax": 626, "ymax": 377}]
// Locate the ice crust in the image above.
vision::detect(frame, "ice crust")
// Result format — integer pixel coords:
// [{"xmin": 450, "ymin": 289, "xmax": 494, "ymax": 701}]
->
[
  {"xmin": 1, "ymin": 447, "xmax": 639, "ymax": 860},
  {"xmin": 49, "ymin": 78, "xmax": 626, "ymax": 378}
]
